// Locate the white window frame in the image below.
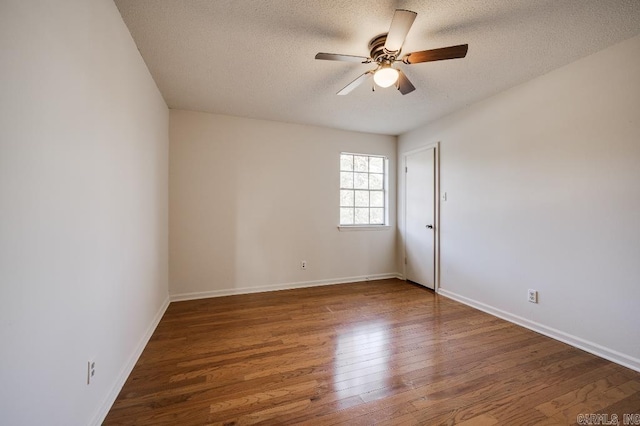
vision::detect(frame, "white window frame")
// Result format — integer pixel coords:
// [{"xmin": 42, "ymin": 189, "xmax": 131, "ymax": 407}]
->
[{"xmin": 338, "ymin": 152, "xmax": 390, "ymax": 231}]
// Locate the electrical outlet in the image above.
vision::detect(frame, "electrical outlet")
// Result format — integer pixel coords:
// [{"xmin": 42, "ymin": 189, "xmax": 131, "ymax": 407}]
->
[
  {"xmin": 528, "ymin": 289, "xmax": 538, "ymax": 304},
  {"xmin": 87, "ymin": 360, "xmax": 96, "ymax": 385},
  {"xmin": 301, "ymin": 260, "xmax": 307, "ymax": 270}
]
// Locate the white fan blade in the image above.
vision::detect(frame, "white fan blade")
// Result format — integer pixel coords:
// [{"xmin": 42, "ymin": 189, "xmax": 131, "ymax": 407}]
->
[
  {"xmin": 337, "ymin": 71, "xmax": 373, "ymax": 95},
  {"xmin": 315, "ymin": 53, "xmax": 370, "ymax": 63},
  {"xmin": 396, "ymin": 69, "xmax": 415, "ymax": 95},
  {"xmin": 384, "ymin": 9, "xmax": 417, "ymax": 52}
]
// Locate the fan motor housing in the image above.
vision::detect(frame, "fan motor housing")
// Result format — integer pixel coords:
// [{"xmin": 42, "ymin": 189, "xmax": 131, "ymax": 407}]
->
[{"xmin": 369, "ymin": 34, "xmax": 400, "ymax": 63}]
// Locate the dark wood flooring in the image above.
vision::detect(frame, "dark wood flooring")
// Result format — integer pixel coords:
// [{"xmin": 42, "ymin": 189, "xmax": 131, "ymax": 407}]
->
[{"xmin": 104, "ymin": 279, "xmax": 640, "ymax": 425}]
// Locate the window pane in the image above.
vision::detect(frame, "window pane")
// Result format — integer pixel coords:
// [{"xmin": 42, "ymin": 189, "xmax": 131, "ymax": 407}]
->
[
  {"xmin": 370, "ymin": 208, "xmax": 384, "ymax": 224},
  {"xmin": 355, "ymin": 208, "xmax": 369, "ymax": 224},
  {"xmin": 354, "ymin": 172, "xmax": 368, "ymax": 189},
  {"xmin": 370, "ymin": 191, "xmax": 384, "ymax": 207},
  {"xmin": 340, "ymin": 172, "xmax": 353, "ymax": 189},
  {"xmin": 340, "ymin": 154, "xmax": 353, "ymax": 171},
  {"xmin": 340, "ymin": 208, "xmax": 354, "ymax": 225},
  {"xmin": 339, "ymin": 153, "xmax": 387, "ymax": 226},
  {"xmin": 369, "ymin": 173, "xmax": 383, "ymax": 190},
  {"xmin": 355, "ymin": 190, "xmax": 369, "ymax": 207},
  {"xmin": 340, "ymin": 190, "xmax": 354, "ymax": 206},
  {"xmin": 354, "ymin": 156, "xmax": 368, "ymax": 172},
  {"xmin": 369, "ymin": 157, "xmax": 384, "ymax": 173}
]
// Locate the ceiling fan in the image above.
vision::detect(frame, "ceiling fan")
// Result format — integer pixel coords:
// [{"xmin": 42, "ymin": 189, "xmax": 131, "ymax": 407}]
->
[{"xmin": 315, "ymin": 9, "xmax": 468, "ymax": 95}]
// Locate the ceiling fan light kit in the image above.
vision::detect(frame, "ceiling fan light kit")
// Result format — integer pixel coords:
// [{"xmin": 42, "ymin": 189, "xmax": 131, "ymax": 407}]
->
[
  {"xmin": 315, "ymin": 9, "xmax": 468, "ymax": 96},
  {"xmin": 373, "ymin": 63, "xmax": 399, "ymax": 88}
]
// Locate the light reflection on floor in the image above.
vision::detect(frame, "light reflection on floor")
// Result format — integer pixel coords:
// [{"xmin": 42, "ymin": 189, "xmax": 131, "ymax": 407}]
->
[{"xmin": 332, "ymin": 320, "xmax": 390, "ymax": 404}]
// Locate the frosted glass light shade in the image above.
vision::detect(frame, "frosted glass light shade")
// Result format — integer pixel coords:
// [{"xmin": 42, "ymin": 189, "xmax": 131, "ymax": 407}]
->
[{"xmin": 373, "ymin": 67, "xmax": 399, "ymax": 88}]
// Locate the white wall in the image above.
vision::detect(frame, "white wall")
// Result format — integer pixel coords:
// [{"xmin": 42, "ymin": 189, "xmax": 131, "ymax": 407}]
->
[
  {"xmin": 170, "ymin": 110, "xmax": 397, "ymax": 298},
  {"xmin": 399, "ymin": 35, "xmax": 640, "ymax": 370},
  {"xmin": 0, "ymin": 1, "xmax": 169, "ymax": 425}
]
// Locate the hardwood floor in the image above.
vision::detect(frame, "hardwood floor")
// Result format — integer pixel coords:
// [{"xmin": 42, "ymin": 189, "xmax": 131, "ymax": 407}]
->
[{"xmin": 104, "ymin": 279, "xmax": 640, "ymax": 425}]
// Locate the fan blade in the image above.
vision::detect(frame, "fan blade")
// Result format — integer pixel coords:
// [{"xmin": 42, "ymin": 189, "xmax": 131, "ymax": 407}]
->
[
  {"xmin": 315, "ymin": 53, "xmax": 370, "ymax": 63},
  {"xmin": 337, "ymin": 71, "xmax": 373, "ymax": 95},
  {"xmin": 396, "ymin": 69, "xmax": 415, "ymax": 95},
  {"xmin": 384, "ymin": 9, "xmax": 417, "ymax": 52},
  {"xmin": 403, "ymin": 44, "xmax": 468, "ymax": 64}
]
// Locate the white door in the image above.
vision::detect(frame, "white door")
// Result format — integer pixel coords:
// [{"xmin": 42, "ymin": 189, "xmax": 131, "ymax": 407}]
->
[{"xmin": 405, "ymin": 147, "xmax": 435, "ymax": 289}]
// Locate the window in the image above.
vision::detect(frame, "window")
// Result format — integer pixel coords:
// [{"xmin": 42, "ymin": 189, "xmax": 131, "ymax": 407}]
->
[{"xmin": 339, "ymin": 153, "xmax": 387, "ymax": 226}]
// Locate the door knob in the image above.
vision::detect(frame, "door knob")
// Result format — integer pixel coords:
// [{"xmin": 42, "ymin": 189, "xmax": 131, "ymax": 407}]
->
[{"xmin": 426, "ymin": 224, "xmax": 433, "ymax": 229}]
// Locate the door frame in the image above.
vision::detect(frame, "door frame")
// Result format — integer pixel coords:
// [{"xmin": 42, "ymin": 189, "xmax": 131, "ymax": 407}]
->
[{"xmin": 402, "ymin": 142, "xmax": 440, "ymax": 292}]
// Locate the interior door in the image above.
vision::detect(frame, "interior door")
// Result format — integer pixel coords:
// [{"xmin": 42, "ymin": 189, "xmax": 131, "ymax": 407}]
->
[{"xmin": 405, "ymin": 147, "xmax": 435, "ymax": 289}]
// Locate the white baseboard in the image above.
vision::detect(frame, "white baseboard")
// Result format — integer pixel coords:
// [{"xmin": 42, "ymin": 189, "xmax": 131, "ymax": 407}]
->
[
  {"xmin": 170, "ymin": 273, "xmax": 403, "ymax": 302},
  {"xmin": 438, "ymin": 288, "xmax": 640, "ymax": 373},
  {"xmin": 91, "ymin": 295, "xmax": 171, "ymax": 426}
]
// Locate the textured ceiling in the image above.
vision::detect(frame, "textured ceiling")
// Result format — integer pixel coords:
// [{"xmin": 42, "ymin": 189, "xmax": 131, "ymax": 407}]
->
[{"xmin": 114, "ymin": 0, "xmax": 640, "ymax": 135}]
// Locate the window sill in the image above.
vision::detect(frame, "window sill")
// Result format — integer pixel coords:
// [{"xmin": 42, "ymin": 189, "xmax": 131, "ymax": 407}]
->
[{"xmin": 337, "ymin": 225, "xmax": 391, "ymax": 232}]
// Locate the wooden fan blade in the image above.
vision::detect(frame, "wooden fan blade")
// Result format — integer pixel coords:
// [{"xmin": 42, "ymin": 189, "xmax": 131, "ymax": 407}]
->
[
  {"xmin": 337, "ymin": 71, "xmax": 373, "ymax": 95},
  {"xmin": 396, "ymin": 69, "xmax": 415, "ymax": 95},
  {"xmin": 384, "ymin": 9, "xmax": 417, "ymax": 52},
  {"xmin": 315, "ymin": 53, "xmax": 370, "ymax": 63},
  {"xmin": 403, "ymin": 44, "xmax": 469, "ymax": 64}
]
